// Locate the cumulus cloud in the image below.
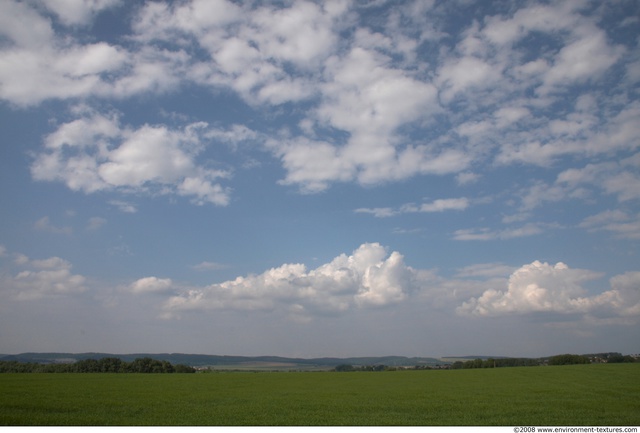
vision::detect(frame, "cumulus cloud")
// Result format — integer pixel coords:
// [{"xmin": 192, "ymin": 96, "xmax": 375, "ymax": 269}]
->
[
  {"xmin": 1, "ymin": 0, "xmax": 638, "ymax": 199},
  {"xmin": 0, "ymin": 250, "xmax": 86, "ymax": 300},
  {"xmin": 457, "ymin": 261, "xmax": 640, "ymax": 322},
  {"xmin": 158, "ymin": 247, "xmax": 639, "ymax": 324},
  {"xmin": 0, "ymin": 1, "xmax": 129, "ymax": 106},
  {"xmin": 162, "ymin": 243, "xmax": 421, "ymax": 319},
  {"xmin": 599, "ymin": 272, "xmax": 640, "ymax": 317},
  {"xmin": 31, "ymin": 109, "xmax": 231, "ymax": 206},
  {"xmin": 128, "ymin": 277, "xmax": 174, "ymax": 295},
  {"xmin": 37, "ymin": 0, "xmax": 122, "ymax": 26}
]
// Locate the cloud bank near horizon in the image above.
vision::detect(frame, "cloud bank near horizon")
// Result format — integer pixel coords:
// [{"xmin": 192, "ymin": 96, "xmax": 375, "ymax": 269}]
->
[{"xmin": 4, "ymin": 242, "xmax": 635, "ymax": 326}]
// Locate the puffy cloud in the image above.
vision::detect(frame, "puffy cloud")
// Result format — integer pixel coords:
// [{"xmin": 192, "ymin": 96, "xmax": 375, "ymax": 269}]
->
[
  {"xmin": 538, "ymin": 28, "xmax": 625, "ymax": 95},
  {"xmin": 1, "ymin": 251, "xmax": 86, "ymax": 300},
  {"xmin": 162, "ymin": 243, "xmax": 421, "ymax": 319},
  {"xmin": 1, "ymin": 0, "xmax": 637, "ymax": 195},
  {"xmin": 31, "ymin": 109, "xmax": 231, "ymax": 206},
  {"xmin": 248, "ymin": 1, "xmax": 342, "ymax": 67},
  {"xmin": 436, "ymin": 56, "xmax": 499, "ymax": 104},
  {"xmin": 600, "ymin": 272, "xmax": 640, "ymax": 317},
  {"xmin": 129, "ymin": 277, "xmax": 174, "ymax": 295},
  {"xmin": 0, "ymin": 1, "xmax": 129, "ymax": 106},
  {"xmin": 265, "ymin": 41, "xmax": 459, "ymax": 191},
  {"xmin": 36, "ymin": 0, "xmax": 122, "ymax": 26},
  {"xmin": 457, "ymin": 261, "xmax": 640, "ymax": 321},
  {"xmin": 131, "ymin": 0, "xmax": 341, "ymax": 106}
]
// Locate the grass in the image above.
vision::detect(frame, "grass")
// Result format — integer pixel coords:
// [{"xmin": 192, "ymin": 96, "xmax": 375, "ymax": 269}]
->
[{"xmin": 0, "ymin": 364, "xmax": 638, "ymax": 425}]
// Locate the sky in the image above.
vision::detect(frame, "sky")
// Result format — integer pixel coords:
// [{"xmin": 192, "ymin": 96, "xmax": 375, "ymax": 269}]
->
[{"xmin": 0, "ymin": 0, "xmax": 639, "ymax": 359}]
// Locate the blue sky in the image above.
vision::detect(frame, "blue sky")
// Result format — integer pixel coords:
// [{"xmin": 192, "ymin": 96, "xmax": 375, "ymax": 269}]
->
[{"xmin": 0, "ymin": 0, "xmax": 639, "ymax": 358}]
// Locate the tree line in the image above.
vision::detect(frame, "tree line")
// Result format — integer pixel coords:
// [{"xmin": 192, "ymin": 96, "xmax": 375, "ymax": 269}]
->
[
  {"xmin": 450, "ymin": 357, "xmax": 542, "ymax": 369},
  {"xmin": 450, "ymin": 353, "xmax": 638, "ymax": 369},
  {"xmin": 0, "ymin": 357, "xmax": 196, "ymax": 373}
]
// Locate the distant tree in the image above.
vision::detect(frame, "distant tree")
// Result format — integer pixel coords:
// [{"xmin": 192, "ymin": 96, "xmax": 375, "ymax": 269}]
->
[
  {"xmin": 607, "ymin": 354, "xmax": 636, "ymax": 363},
  {"xmin": 99, "ymin": 357, "xmax": 124, "ymax": 373},
  {"xmin": 174, "ymin": 364, "xmax": 196, "ymax": 373},
  {"xmin": 548, "ymin": 354, "xmax": 590, "ymax": 365},
  {"xmin": 334, "ymin": 364, "xmax": 355, "ymax": 372},
  {"xmin": 0, "ymin": 357, "xmax": 194, "ymax": 373}
]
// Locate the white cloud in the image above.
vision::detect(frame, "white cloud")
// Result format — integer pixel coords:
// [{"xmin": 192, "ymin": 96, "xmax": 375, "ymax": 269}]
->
[
  {"xmin": 418, "ymin": 198, "xmax": 469, "ymax": 213},
  {"xmin": 0, "ymin": 0, "xmax": 637, "ymax": 197},
  {"xmin": 579, "ymin": 210, "xmax": 640, "ymax": 240},
  {"xmin": 163, "ymin": 243, "xmax": 421, "ymax": 319},
  {"xmin": 538, "ymin": 28, "xmax": 625, "ymax": 95},
  {"xmin": 32, "ymin": 110, "xmax": 231, "ymax": 206},
  {"xmin": 128, "ymin": 277, "xmax": 174, "ymax": 295},
  {"xmin": 0, "ymin": 1, "xmax": 129, "ymax": 106},
  {"xmin": 458, "ymin": 261, "xmax": 603, "ymax": 317},
  {"xmin": 0, "ymin": 1, "xmax": 55, "ymax": 49},
  {"xmin": 436, "ymin": 56, "xmax": 499, "ymax": 104},
  {"xmin": 455, "ymin": 263, "xmax": 515, "ymax": 279},
  {"xmin": 495, "ymin": 102, "xmax": 640, "ymax": 167},
  {"xmin": 453, "ymin": 223, "xmax": 546, "ymax": 241},
  {"xmin": 356, "ymin": 197, "xmax": 469, "ymax": 218},
  {"xmin": 601, "ymin": 272, "xmax": 640, "ymax": 317},
  {"xmin": 556, "ymin": 155, "xmax": 640, "ymax": 203},
  {"xmin": 458, "ymin": 261, "xmax": 640, "ymax": 322},
  {"xmin": 109, "ymin": 200, "xmax": 137, "ymax": 214},
  {"xmin": 249, "ymin": 1, "xmax": 342, "ymax": 67},
  {"xmin": 354, "ymin": 207, "xmax": 397, "ymax": 218},
  {"xmin": 37, "ymin": 0, "xmax": 122, "ymax": 26},
  {"xmin": 1, "ymin": 250, "xmax": 87, "ymax": 300},
  {"xmin": 269, "ymin": 137, "xmax": 355, "ymax": 193}
]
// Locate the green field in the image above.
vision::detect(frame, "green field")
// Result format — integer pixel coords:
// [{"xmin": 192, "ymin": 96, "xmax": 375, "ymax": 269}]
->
[{"xmin": 1, "ymin": 364, "xmax": 638, "ymax": 425}]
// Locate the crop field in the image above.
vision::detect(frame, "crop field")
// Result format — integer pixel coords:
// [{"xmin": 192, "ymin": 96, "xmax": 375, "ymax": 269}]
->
[{"xmin": 1, "ymin": 364, "xmax": 638, "ymax": 426}]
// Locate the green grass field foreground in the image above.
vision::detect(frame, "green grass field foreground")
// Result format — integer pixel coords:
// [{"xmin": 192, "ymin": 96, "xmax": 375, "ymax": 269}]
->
[{"xmin": 1, "ymin": 364, "xmax": 638, "ymax": 426}]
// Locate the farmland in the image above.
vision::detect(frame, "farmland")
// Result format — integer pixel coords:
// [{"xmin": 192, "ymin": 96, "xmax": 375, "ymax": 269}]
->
[{"xmin": 1, "ymin": 364, "xmax": 638, "ymax": 425}]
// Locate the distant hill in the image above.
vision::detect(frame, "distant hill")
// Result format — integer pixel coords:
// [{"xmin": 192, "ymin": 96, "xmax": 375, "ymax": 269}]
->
[
  {"xmin": 0, "ymin": 353, "xmax": 445, "ymax": 369},
  {"xmin": 440, "ymin": 355, "xmax": 511, "ymax": 361}
]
